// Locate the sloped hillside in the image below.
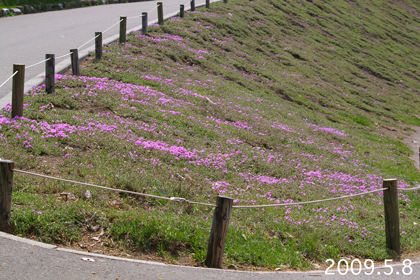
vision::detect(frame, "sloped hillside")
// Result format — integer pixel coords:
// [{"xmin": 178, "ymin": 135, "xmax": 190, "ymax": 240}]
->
[{"xmin": 1, "ymin": 0, "xmax": 420, "ymax": 269}]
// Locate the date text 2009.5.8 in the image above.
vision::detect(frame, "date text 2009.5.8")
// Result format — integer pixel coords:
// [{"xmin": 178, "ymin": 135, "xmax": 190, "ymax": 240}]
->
[{"xmin": 325, "ymin": 259, "xmax": 413, "ymax": 276}]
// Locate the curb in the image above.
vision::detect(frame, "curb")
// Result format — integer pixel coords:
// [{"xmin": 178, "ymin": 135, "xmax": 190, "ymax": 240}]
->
[
  {"xmin": 0, "ymin": 230, "xmax": 57, "ymax": 249},
  {"xmin": 2, "ymin": 227, "xmax": 420, "ymax": 274},
  {"xmin": 0, "ymin": 230, "xmax": 320, "ymax": 274}
]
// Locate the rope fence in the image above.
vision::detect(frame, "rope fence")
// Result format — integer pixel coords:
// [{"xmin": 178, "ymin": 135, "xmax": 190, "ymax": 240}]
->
[
  {"xmin": 25, "ymin": 57, "xmax": 51, "ymax": 70},
  {"xmin": 1, "ymin": 164, "xmax": 417, "ymax": 268},
  {"xmin": 11, "ymin": 168, "xmax": 420, "ymax": 208},
  {"xmin": 13, "ymin": 169, "xmax": 410, "ymax": 209},
  {"xmin": 0, "ymin": 0, "xmax": 221, "ymax": 92}
]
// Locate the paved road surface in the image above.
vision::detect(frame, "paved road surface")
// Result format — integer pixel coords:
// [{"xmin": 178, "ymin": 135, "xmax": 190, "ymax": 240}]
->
[
  {"xmin": 0, "ymin": 0, "xmax": 215, "ymax": 108},
  {"xmin": 1, "ymin": 231, "xmax": 420, "ymax": 280}
]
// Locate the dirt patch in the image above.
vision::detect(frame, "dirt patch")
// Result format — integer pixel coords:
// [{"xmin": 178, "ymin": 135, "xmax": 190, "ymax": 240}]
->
[
  {"xmin": 374, "ymin": 123, "xmax": 420, "ymax": 168},
  {"xmin": 401, "ymin": 126, "xmax": 420, "ymax": 168},
  {"xmin": 38, "ymin": 155, "xmax": 67, "ymax": 176}
]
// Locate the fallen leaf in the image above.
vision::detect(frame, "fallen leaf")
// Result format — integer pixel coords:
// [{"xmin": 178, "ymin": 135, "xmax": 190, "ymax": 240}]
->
[{"xmin": 242, "ymin": 233, "xmax": 247, "ymax": 241}]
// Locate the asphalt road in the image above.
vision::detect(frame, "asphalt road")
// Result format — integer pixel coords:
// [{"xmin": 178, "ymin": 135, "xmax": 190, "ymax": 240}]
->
[
  {"xmin": 0, "ymin": 0, "xmax": 216, "ymax": 108},
  {"xmin": 1, "ymin": 231, "xmax": 420, "ymax": 280}
]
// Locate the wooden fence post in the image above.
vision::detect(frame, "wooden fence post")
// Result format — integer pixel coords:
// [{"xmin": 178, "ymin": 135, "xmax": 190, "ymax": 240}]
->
[
  {"xmin": 157, "ymin": 2, "xmax": 163, "ymax": 25},
  {"xmin": 70, "ymin": 49, "xmax": 80, "ymax": 76},
  {"xmin": 95, "ymin": 32, "xmax": 103, "ymax": 60},
  {"xmin": 205, "ymin": 196, "xmax": 233, "ymax": 268},
  {"xmin": 0, "ymin": 160, "xmax": 14, "ymax": 233},
  {"xmin": 180, "ymin": 4, "xmax": 184, "ymax": 18},
  {"xmin": 120, "ymin": 16, "xmax": 127, "ymax": 44},
  {"xmin": 142, "ymin": 12, "xmax": 148, "ymax": 34},
  {"xmin": 12, "ymin": 64, "xmax": 25, "ymax": 118},
  {"xmin": 383, "ymin": 179, "xmax": 400, "ymax": 255},
  {"xmin": 191, "ymin": 0, "xmax": 195, "ymax": 12},
  {"xmin": 223, "ymin": 0, "xmax": 227, "ymax": 3},
  {"xmin": 206, "ymin": 0, "xmax": 210, "ymax": 9},
  {"xmin": 45, "ymin": 54, "xmax": 55, "ymax": 94},
  {"xmin": 418, "ymin": 147, "xmax": 420, "ymax": 170}
]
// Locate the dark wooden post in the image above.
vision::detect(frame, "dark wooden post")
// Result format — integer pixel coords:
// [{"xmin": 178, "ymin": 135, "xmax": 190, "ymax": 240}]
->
[
  {"xmin": 0, "ymin": 160, "xmax": 14, "ymax": 233},
  {"xmin": 206, "ymin": 0, "xmax": 210, "ymax": 9},
  {"xmin": 70, "ymin": 49, "xmax": 80, "ymax": 76},
  {"xmin": 120, "ymin": 16, "xmax": 127, "ymax": 44},
  {"xmin": 180, "ymin": 4, "xmax": 184, "ymax": 18},
  {"xmin": 205, "ymin": 196, "xmax": 233, "ymax": 268},
  {"xmin": 45, "ymin": 54, "xmax": 55, "ymax": 94},
  {"xmin": 223, "ymin": 0, "xmax": 227, "ymax": 3},
  {"xmin": 157, "ymin": 2, "xmax": 163, "ymax": 25},
  {"xmin": 95, "ymin": 32, "xmax": 102, "ymax": 60},
  {"xmin": 12, "ymin": 64, "xmax": 25, "ymax": 118},
  {"xmin": 142, "ymin": 12, "xmax": 148, "ymax": 34},
  {"xmin": 383, "ymin": 179, "xmax": 400, "ymax": 255},
  {"xmin": 418, "ymin": 147, "xmax": 420, "ymax": 170},
  {"xmin": 191, "ymin": 0, "xmax": 195, "ymax": 12}
]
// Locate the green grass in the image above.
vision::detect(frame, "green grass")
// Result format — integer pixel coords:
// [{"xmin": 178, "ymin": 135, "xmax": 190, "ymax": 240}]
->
[{"xmin": 2, "ymin": 0, "xmax": 420, "ymax": 270}]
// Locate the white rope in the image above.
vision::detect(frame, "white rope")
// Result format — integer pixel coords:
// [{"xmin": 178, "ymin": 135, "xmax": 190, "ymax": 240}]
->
[
  {"xmin": 127, "ymin": 14, "xmax": 142, "ymax": 19},
  {"xmin": 0, "ymin": 71, "xmax": 18, "ymax": 89},
  {"xmin": 25, "ymin": 57, "xmax": 51, "ymax": 69},
  {"xmin": 232, "ymin": 188, "xmax": 389, "ymax": 208},
  {"xmin": 147, "ymin": 3, "xmax": 160, "ymax": 14},
  {"xmin": 78, "ymin": 33, "xmax": 102, "ymax": 50},
  {"xmin": 400, "ymin": 185, "xmax": 420, "ymax": 191},
  {"xmin": 14, "ymin": 171, "xmax": 419, "ymax": 210},
  {"xmin": 13, "ymin": 169, "xmax": 216, "ymax": 207},
  {"xmin": 56, "ymin": 52, "xmax": 73, "ymax": 60},
  {"xmin": 102, "ymin": 18, "xmax": 124, "ymax": 34}
]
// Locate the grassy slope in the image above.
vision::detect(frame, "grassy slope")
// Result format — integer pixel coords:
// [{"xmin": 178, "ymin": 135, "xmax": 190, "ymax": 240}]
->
[{"xmin": 1, "ymin": 0, "xmax": 420, "ymax": 270}]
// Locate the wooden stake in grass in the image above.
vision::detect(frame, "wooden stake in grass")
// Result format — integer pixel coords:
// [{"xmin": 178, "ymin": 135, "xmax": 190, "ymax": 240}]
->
[
  {"xmin": 191, "ymin": 0, "xmax": 195, "ymax": 12},
  {"xmin": 142, "ymin": 12, "xmax": 148, "ymax": 34},
  {"xmin": 120, "ymin": 16, "xmax": 127, "ymax": 44},
  {"xmin": 45, "ymin": 54, "xmax": 55, "ymax": 94},
  {"xmin": 70, "ymin": 49, "xmax": 80, "ymax": 76},
  {"xmin": 157, "ymin": 2, "xmax": 163, "ymax": 25},
  {"xmin": 180, "ymin": 4, "xmax": 184, "ymax": 18},
  {"xmin": 223, "ymin": 0, "xmax": 227, "ymax": 3},
  {"xmin": 12, "ymin": 64, "xmax": 25, "ymax": 118},
  {"xmin": 383, "ymin": 179, "xmax": 400, "ymax": 255},
  {"xmin": 0, "ymin": 160, "xmax": 14, "ymax": 233},
  {"xmin": 206, "ymin": 0, "xmax": 210, "ymax": 9},
  {"xmin": 205, "ymin": 196, "xmax": 233, "ymax": 268},
  {"xmin": 95, "ymin": 32, "xmax": 103, "ymax": 60}
]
